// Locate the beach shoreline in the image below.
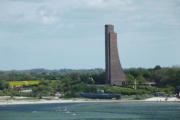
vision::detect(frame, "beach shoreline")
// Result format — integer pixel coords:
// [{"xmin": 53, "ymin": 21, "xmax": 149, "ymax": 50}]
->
[{"xmin": 0, "ymin": 96, "xmax": 180, "ymax": 105}]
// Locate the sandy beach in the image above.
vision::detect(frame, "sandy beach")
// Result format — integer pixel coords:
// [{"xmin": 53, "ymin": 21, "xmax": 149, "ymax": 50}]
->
[
  {"xmin": 144, "ymin": 97, "xmax": 180, "ymax": 102},
  {"xmin": 0, "ymin": 96, "xmax": 120, "ymax": 105},
  {"xmin": 0, "ymin": 96, "xmax": 179, "ymax": 105}
]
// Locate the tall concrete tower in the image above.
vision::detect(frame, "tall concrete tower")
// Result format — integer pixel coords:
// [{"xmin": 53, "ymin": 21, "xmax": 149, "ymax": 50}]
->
[{"xmin": 105, "ymin": 24, "xmax": 126, "ymax": 85}]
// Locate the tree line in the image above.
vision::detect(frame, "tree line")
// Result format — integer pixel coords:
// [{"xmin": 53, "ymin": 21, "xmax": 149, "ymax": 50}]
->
[{"xmin": 0, "ymin": 66, "xmax": 180, "ymax": 97}]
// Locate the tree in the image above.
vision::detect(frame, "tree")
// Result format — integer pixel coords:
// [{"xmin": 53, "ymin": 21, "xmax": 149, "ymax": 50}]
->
[
  {"xmin": 33, "ymin": 85, "xmax": 53, "ymax": 98},
  {"xmin": 128, "ymin": 69, "xmax": 141, "ymax": 78},
  {"xmin": 0, "ymin": 73, "xmax": 8, "ymax": 81},
  {"xmin": 92, "ymin": 72, "xmax": 105, "ymax": 84},
  {"xmin": 0, "ymin": 80, "xmax": 8, "ymax": 90},
  {"xmin": 176, "ymin": 71, "xmax": 180, "ymax": 86},
  {"xmin": 136, "ymin": 75, "xmax": 146, "ymax": 84},
  {"xmin": 154, "ymin": 65, "xmax": 161, "ymax": 70},
  {"xmin": 175, "ymin": 86, "xmax": 180, "ymax": 97},
  {"xmin": 24, "ymin": 73, "xmax": 34, "ymax": 80},
  {"xmin": 32, "ymin": 80, "xmax": 53, "ymax": 98},
  {"xmin": 126, "ymin": 74, "xmax": 135, "ymax": 84}
]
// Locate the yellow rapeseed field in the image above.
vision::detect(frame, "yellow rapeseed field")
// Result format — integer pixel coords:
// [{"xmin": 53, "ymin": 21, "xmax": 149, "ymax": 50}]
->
[{"xmin": 9, "ymin": 81, "xmax": 40, "ymax": 87}]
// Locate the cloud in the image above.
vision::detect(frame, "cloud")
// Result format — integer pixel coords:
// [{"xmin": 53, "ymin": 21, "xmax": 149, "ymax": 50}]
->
[
  {"xmin": 0, "ymin": 0, "xmax": 135, "ymax": 24},
  {"xmin": 39, "ymin": 9, "xmax": 58, "ymax": 24},
  {"xmin": 81, "ymin": 0, "xmax": 133, "ymax": 9},
  {"xmin": 1, "ymin": 0, "xmax": 179, "ymax": 28},
  {"xmin": 41, "ymin": 16, "xmax": 57, "ymax": 24},
  {"xmin": 0, "ymin": 0, "xmax": 180, "ymax": 70}
]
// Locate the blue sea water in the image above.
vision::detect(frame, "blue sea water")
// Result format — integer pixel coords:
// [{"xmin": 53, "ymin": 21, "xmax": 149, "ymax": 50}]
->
[{"xmin": 0, "ymin": 102, "xmax": 180, "ymax": 120}]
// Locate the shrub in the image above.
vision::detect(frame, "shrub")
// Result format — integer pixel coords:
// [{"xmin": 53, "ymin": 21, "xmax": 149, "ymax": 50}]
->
[{"xmin": 0, "ymin": 90, "xmax": 5, "ymax": 96}]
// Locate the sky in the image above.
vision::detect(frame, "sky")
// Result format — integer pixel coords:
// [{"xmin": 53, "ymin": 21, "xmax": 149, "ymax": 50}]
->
[{"xmin": 0, "ymin": 0, "xmax": 180, "ymax": 70}]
